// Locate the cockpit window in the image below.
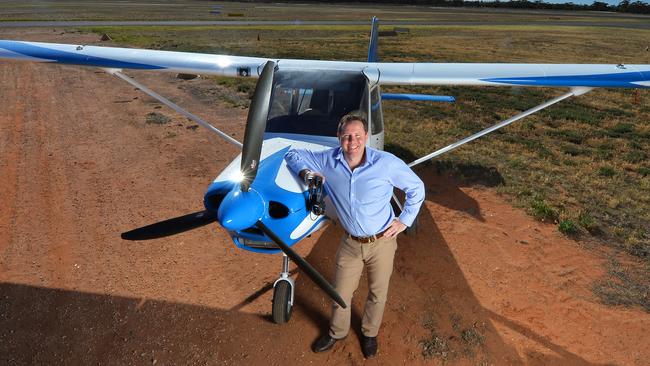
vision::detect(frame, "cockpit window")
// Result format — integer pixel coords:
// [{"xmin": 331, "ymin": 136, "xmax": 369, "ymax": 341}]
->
[{"xmin": 266, "ymin": 70, "xmax": 367, "ymax": 137}]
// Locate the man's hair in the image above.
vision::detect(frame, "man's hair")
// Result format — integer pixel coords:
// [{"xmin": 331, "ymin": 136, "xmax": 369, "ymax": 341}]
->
[{"xmin": 337, "ymin": 113, "xmax": 368, "ymax": 134}]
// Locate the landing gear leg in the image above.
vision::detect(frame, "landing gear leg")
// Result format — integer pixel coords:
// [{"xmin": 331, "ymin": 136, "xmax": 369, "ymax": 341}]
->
[{"xmin": 272, "ymin": 253, "xmax": 294, "ymax": 324}]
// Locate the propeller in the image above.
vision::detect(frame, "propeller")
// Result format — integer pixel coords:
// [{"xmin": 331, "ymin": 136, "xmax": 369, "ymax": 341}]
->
[
  {"xmin": 123, "ymin": 61, "xmax": 276, "ymax": 240},
  {"xmin": 256, "ymin": 221, "xmax": 347, "ymax": 309},
  {"xmin": 123, "ymin": 61, "xmax": 277, "ymax": 240},
  {"xmin": 122, "ymin": 60, "xmax": 346, "ymax": 309},
  {"xmin": 121, "ymin": 210, "xmax": 216, "ymax": 240},
  {"xmin": 240, "ymin": 60, "xmax": 276, "ymax": 192},
  {"xmin": 229, "ymin": 60, "xmax": 346, "ymax": 308}
]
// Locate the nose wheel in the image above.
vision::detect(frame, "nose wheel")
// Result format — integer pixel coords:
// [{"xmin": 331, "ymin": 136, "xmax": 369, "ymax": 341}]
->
[{"xmin": 272, "ymin": 253, "xmax": 294, "ymax": 324}]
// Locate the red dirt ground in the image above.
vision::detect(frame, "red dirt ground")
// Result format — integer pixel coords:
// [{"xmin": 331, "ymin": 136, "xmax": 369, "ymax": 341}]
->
[{"xmin": 1, "ymin": 30, "xmax": 648, "ymax": 365}]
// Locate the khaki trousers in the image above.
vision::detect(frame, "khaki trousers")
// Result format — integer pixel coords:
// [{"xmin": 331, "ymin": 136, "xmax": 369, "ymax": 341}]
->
[{"xmin": 329, "ymin": 233, "xmax": 398, "ymax": 339}]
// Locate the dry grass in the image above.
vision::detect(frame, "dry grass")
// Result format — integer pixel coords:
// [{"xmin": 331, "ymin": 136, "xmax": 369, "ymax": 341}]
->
[
  {"xmin": 420, "ymin": 313, "xmax": 488, "ymax": 362},
  {"xmin": 4, "ymin": 0, "xmax": 650, "ymax": 24},
  {"xmin": 593, "ymin": 259, "xmax": 650, "ymax": 311}
]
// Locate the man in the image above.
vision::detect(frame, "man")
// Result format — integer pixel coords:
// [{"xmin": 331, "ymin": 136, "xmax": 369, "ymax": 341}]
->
[{"xmin": 284, "ymin": 113, "xmax": 425, "ymax": 358}]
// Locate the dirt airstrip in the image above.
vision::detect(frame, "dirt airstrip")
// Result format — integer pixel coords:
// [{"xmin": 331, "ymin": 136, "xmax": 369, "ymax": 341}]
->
[{"xmin": 1, "ymin": 30, "xmax": 648, "ymax": 365}]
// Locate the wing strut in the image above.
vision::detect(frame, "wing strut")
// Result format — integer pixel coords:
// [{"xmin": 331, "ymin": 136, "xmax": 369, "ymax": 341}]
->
[
  {"xmin": 407, "ymin": 87, "xmax": 592, "ymax": 168},
  {"xmin": 104, "ymin": 68, "xmax": 243, "ymax": 149}
]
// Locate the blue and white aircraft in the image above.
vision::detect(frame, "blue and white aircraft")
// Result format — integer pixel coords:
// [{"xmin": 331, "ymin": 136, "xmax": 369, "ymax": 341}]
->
[{"xmin": 1, "ymin": 18, "xmax": 648, "ymax": 323}]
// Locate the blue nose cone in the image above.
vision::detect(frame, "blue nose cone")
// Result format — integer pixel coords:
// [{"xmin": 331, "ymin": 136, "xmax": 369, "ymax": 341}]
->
[{"xmin": 217, "ymin": 188, "xmax": 265, "ymax": 231}]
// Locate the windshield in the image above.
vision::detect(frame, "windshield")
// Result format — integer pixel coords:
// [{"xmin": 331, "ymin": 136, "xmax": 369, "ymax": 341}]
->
[{"xmin": 266, "ymin": 70, "xmax": 367, "ymax": 137}]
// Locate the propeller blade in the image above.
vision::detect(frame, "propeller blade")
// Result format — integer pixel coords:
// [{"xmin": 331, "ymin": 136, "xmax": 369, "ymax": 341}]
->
[
  {"xmin": 255, "ymin": 220, "xmax": 347, "ymax": 309},
  {"xmin": 121, "ymin": 210, "xmax": 217, "ymax": 240},
  {"xmin": 240, "ymin": 60, "xmax": 276, "ymax": 191}
]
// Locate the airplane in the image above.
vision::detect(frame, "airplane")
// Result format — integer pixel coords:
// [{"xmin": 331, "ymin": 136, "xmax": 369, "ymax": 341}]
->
[{"xmin": 1, "ymin": 18, "xmax": 648, "ymax": 324}]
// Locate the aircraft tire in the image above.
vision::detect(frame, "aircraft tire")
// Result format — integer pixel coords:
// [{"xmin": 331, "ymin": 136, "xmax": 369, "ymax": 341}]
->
[{"xmin": 272, "ymin": 280, "xmax": 292, "ymax": 324}]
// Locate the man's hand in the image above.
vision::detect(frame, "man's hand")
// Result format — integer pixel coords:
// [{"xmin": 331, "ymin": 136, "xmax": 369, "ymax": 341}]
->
[{"xmin": 383, "ymin": 219, "xmax": 407, "ymax": 238}]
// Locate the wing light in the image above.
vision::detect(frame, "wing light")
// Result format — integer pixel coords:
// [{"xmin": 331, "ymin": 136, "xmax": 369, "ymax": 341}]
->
[{"xmin": 214, "ymin": 56, "xmax": 233, "ymax": 69}]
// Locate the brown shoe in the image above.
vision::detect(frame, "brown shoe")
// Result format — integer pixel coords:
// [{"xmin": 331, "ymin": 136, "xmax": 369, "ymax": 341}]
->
[
  {"xmin": 361, "ymin": 335, "xmax": 377, "ymax": 358},
  {"xmin": 312, "ymin": 334, "xmax": 339, "ymax": 353}
]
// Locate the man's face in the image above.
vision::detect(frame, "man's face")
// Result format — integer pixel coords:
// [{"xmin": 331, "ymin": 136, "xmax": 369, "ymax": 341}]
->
[{"xmin": 338, "ymin": 120, "xmax": 367, "ymax": 160}]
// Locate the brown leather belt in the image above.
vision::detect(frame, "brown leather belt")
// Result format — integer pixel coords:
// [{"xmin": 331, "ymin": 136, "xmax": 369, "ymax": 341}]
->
[{"xmin": 348, "ymin": 228, "xmax": 389, "ymax": 244}]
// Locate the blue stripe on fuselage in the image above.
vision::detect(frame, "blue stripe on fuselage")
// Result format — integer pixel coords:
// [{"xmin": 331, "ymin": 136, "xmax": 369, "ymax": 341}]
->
[{"xmin": 0, "ymin": 41, "xmax": 165, "ymax": 70}]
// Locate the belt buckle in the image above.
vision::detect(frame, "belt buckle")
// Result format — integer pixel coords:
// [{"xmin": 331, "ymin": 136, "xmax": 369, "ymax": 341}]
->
[
  {"xmin": 349, "ymin": 233, "xmax": 377, "ymax": 244},
  {"xmin": 362, "ymin": 235, "xmax": 376, "ymax": 244}
]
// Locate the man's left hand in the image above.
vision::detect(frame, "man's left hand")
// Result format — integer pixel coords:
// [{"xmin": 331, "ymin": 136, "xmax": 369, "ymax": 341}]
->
[{"xmin": 384, "ymin": 219, "xmax": 407, "ymax": 238}]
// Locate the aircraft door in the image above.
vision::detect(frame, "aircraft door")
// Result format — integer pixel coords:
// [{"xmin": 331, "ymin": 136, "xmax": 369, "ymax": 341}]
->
[{"xmin": 369, "ymin": 86, "xmax": 384, "ymax": 149}]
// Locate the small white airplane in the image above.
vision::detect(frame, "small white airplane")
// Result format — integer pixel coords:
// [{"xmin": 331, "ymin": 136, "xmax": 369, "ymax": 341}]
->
[{"xmin": 1, "ymin": 18, "xmax": 648, "ymax": 323}]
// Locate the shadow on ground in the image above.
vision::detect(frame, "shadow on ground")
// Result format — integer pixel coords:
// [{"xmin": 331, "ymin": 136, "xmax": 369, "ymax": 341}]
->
[
  {"xmin": 0, "ymin": 166, "xmax": 603, "ymax": 365},
  {"xmin": 295, "ymin": 164, "xmax": 601, "ymax": 365}
]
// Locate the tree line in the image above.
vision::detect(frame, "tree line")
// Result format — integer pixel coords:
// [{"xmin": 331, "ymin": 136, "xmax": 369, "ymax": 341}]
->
[
  {"xmin": 228, "ymin": 0, "xmax": 650, "ymax": 14},
  {"xmin": 423, "ymin": 0, "xmax": 650, "ymax": 14}
]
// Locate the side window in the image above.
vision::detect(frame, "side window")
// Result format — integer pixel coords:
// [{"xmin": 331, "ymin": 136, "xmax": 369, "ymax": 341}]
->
[
  {"xmin": 296, "ymin": 88, "xmax": 314, "ymax": 114},
  {"xmin": 268, "ymin": 87, "xmax": 292, "ymax": 119},
  {"xmin": 370, "ymin": 86, "xmax": 383, "ymax": 135}
]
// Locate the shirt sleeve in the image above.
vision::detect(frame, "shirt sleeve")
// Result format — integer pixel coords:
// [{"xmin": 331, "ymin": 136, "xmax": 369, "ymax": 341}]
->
[
  {"xmin": 284, "ymin": 148, "xmax": 325, "ymax": 176},
  {"xmin": 388, "ymin": 156, "xmax": 425, "ymax": 227}
]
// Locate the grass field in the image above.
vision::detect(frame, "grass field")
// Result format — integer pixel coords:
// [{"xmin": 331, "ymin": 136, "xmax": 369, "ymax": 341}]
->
[
  {"xmin": 4, "ymin": 2, "xmax": 648, "ymax": 310},
  {"xmin": 1, "ymin": 0, "xmax": 650, "ymax": 26}
]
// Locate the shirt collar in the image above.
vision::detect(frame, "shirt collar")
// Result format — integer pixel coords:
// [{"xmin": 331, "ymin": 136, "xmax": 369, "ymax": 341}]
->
[
  {"xmin": 364, "ymin": 147, "xmax": 377, "ymax": 166},
  {"xmin": 333, "ymin": 146, "xmax": 376, "ymax": 167},
  {"xmin": 334, "ymin": 146, "xmax": 344, "ymax": 161}
]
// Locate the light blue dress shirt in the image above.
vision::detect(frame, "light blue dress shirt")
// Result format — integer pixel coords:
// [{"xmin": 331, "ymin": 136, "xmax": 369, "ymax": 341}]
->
[{"xmin": 285, "ymin": 146, "xmax": 425, "ymax": 237}]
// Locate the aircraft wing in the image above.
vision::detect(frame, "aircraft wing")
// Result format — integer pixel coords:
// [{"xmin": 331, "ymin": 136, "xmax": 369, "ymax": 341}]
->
[
  {"xmin": 0, "ymin": 40, "xmax": 268, "ymax": 77},
  {"xmin": 1, "ymin": 40, "xmax": 649, "ymax": 88}
]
